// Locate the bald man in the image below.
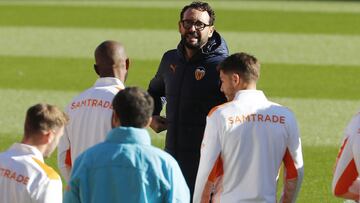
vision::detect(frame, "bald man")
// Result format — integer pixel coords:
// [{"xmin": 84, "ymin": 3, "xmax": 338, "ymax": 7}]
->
[{"xmin": 58, "ymin": 40, "xmax": 129, "ymax": 182}]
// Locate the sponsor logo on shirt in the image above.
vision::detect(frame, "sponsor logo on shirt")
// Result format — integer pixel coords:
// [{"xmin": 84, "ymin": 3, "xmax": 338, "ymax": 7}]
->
[
  {"xmin": 71, "ymin": 99, "xmax": 113, "ymax": 110},
  {"xmin": 0, "ymin": 167, "xmax": 29, "ymax": 185},
  {"xmin": 228, "ymin": 113, "xmax": 286, "ymax": 125}
]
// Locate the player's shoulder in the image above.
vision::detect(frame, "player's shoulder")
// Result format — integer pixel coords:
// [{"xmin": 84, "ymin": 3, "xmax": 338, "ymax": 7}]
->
[
  {"xmin": 163, "ymin": 49, "xmax": 177, "ymax": 56},
  {"xmin": 268, "ymin": 101, "xmax": 295, "ymax": 115},
  {"xmin": 208, "ymin": 101, "xmax": 236, "ymax": 117},
  {"xmin": 31, "ymin": 158, "xmax": 61, "ymax": 181},
  {"xmin": 0, "ymin": 149, "xmax": 10, "ymax": 158},
  {"xmin": 146, "ymin": 146, "xmax": 180, "ymax": 168},
  {"xmin": 346, "ymin": 110, "xmax": 360, "ymax": 132},
  {"xmin": 350, "ymin": 110, "xmax": 360, "ymax": 125},
  {"xmin": 71, "ymin": 85, "xmax": 118, "ymax": 101},
  {"xmin": 69, "ymin": 143, "xmax": 104, "ymax": 173},
  {"xmin": 353, "ymin": 110, "xmax": 360, "ymax": 120},
  {"xmin": 76, "ymin": 141, "xmax": 108, "ymax": 161},
  {"xmin": 161, "ymin": 49, "xmax": 178, "ymax": 62},
  {"xmin": 68, "ymin": 87, "xmax": 94, "ymax": 103}
]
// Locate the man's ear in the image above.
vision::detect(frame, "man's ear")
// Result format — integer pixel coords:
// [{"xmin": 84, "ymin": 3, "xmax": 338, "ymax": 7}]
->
[
  {"xmin": 232, "ymin": 73, "xmax": 240, "ymax": 84},
  {"xmin": 111, "ymin": 111, "xmax": 121, "ymax": 128},
  {"xmin": 94, "ymin": 64, "xmax": 100, "ymax": 76},
  {"xmin": 208, "ymin": 26, "xmax": 215, "ymax": 38},
  {"xmin": 178, "ymin": 21, "xmax": 182, "ymax": 33},
  {"xmin": 125, "ymin": 58, "xmax": 130, "ymax": 71}
]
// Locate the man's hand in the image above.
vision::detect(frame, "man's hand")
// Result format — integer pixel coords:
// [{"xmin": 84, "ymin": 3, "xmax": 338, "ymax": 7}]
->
[{"xmin": 150, "ymin": 115, "xmax": 167, "ymax": 133}]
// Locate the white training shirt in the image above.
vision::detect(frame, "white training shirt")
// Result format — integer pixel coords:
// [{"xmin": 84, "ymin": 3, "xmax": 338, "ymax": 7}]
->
[
  {"xmin": 332, "ymin": 111, "xmax": 360, "ymax": 199},
  {"xmin": 0, "ymin": 143, "xmax": 62, "ymax": 203},
  {"xmin": 57, "ymin": 77, "xmax": 124, "ymax": 181},
  {"xmin": 194, "ymin": 90, "xmax": 304, "ymax": 203}
]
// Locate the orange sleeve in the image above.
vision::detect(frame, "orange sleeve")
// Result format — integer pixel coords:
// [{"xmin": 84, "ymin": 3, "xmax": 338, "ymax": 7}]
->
[{"xmin": 283, "ymin": 148, "xmax": 298, "ymax": 180}]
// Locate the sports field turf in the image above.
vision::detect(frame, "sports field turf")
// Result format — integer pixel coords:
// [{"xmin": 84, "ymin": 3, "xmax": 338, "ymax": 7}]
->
[{"xmin": 0, "ymin": 1, "xmax": 360, "ymax": 202}]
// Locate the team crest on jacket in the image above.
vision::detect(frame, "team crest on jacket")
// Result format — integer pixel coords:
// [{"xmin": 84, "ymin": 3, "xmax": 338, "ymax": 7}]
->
[
  {"xmin": 170, "ymin": 64, "xmax": 176, "ymax": 73},
  {"xmin": 195, "ymin": 67, "xmax": 206, "ymax": 80}
]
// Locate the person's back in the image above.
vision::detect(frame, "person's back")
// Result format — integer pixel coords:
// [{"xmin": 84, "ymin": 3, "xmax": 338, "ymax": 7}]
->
[
  {"xmin": 0, "ymin": 144, "xmax": 62, "ymax": 203},
  {"xmin": 67, "ymin": 127, "xmax": 188, "ymax": 202},
  {"xmin": 0, "ymin": 103, "xmax": 68, "ymax": 203},
  {"xmin": 58, "ymin": 40, "xmax": 129, "ymax": 181},
  {"xmin": 194, "ymin": 53, "xmax": 303, "ymax": 203},
  {"xmin": 204, "ymin": 92, "xmax": 299, "ymax": 202},
  {"xmin": 63, "ymin": 79, "xmax": 123, "ymax": 166},
  {"xmin": 64, "ymin": 87, "xmax": 190, "ymax": 203}
]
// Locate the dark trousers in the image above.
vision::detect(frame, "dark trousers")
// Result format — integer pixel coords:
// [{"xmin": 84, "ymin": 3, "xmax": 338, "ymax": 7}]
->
[{"xmin": 167, "ymin": 148, "xmax": 200, "ymax": 201}]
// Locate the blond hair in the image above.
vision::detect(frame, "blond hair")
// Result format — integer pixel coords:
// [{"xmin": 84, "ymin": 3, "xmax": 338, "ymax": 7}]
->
[{"xmin": 24, "ymin": 103, "xmax": 69, "ymax": 136}]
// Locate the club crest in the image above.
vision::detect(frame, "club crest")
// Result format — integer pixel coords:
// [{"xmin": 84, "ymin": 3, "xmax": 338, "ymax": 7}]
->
[
  {"xmin": 195, "ymin": 67, "xmax": 206, "ymax": 80},
  {"xmin": 170, "ymin": 64, "xmax": 176, "ymax": 73}
]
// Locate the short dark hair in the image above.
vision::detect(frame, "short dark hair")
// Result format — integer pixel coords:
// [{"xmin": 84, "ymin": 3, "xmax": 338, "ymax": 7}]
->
[
  {"xmin": 112, "ymin": 87, "xmax": 154, "ymax": 128},
  {"xmin": 180, "ymin": 1, "xmax": 215, "ymax": 25},
  {"xmin": 218, "ymin": 52, "xmax": 260, "ymax": 82},
  {"xmin": 24, "ymin": 103, "xmax": 69, "ymax": 136}
]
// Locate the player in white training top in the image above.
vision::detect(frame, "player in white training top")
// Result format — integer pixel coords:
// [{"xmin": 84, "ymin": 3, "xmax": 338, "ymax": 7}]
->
[
  {"xmin": 332, "ymin": 110, "xmax": 360, "ymax": 201},
  {"xmin": 0, "ymin": 103, "xmax": 68, "ymax": 203},
  {"xmin": 194, "ymin": 52, "xmax": 304, "ymax": 203},
  {"xmin": 57, "ymin": 40, "xmax": 129, "ymax": 181}
]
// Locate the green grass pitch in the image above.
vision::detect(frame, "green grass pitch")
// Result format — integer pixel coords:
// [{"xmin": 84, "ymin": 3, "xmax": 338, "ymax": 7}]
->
[{"xmin": 1, "ymin": 1, "xmax": 360, "ymax": 202}]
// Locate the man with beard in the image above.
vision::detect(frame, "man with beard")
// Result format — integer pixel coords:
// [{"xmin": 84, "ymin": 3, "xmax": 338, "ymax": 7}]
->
[
  {"xmin": 58, "ymin": 40, "xmax": 129, "ymax": 182},
  {"xmin": 147, "ymin": 1, "xmax": 229, "ymax": 197}
]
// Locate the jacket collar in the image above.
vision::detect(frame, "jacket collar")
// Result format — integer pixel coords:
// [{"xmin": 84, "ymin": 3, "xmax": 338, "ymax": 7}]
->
[
  {"xmin": 9, "ymin": 143, "xmax": 44, "ymax": 162},
  {"xmin": 106, "ymin": 127, "xmax": 151, "ymax": 146},
  {"xmin": 94, "ymin": 77, "xmax": 125, "ymax": 89}
]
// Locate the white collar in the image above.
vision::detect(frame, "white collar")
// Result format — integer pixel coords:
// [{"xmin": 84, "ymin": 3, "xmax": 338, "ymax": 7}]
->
[
  {"xmin": 9, "ymin": 143, "xmax": 44, "ymax": 162},
  {"xmin": 94, "ymin": 77, "xmax": 125, "ymax": 89},
  {"xmin": 234, "ymin": 90, "xmax": 268, "ymax": 103}
]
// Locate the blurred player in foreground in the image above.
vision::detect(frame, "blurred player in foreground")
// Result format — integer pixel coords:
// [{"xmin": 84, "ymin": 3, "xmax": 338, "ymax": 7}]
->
[
  {"xmin": 0, "ymin": 103, "xmax": 68, "ymax": 203},
  {"xmin": 332, "ymin": 110, "xmax": 360, "ymax": 201}
]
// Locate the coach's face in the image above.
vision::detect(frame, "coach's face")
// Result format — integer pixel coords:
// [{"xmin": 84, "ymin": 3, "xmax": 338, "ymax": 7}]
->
[
  {"xmin": 220, "ymin": 70, "xmax": 237, "ymax": 101},
  {"xmin": 179, "ymin": 8, "xmax": 214, "ymax": 50}
]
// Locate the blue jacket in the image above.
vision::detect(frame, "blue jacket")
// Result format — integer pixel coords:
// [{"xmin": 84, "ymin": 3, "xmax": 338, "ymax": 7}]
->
[{"xmin": 64, "ymin": 127, "xmax": 190, "ymax": 203}]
